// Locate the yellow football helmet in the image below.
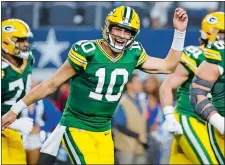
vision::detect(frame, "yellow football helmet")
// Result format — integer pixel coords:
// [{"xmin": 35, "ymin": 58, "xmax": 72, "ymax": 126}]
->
[
  {"xmin": 2, "ymin": 18, "xmax": 33, "ymax": 59},
  {"xmin": 201, "ymin": 12, "xmax": 224, "ymax": 43},
  {"xmin": 103, "ymin": 5, "xmax": 140, "ymax": 52}
]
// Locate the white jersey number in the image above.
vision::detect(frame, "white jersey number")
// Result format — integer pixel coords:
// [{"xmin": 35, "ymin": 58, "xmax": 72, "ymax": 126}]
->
[
  {"xmin": 89, "ymin": 68, "xmax": 128, "ymax": 102},
  {"xmin": 4, "ymin": 74, "xmax": 32, "ymax": 105}
]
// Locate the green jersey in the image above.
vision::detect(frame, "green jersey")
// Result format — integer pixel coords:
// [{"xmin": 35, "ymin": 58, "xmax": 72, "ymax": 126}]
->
[
  {"xmin": 175, "ymin": 45, "xmax": 205, "ymax": 122},
  {"xmin": 60, "ymin": 39, "xmax": 147, "ymax": 131},
  {"xmin": 204, "ymin": 40, "xmax": 224, "ymax": 116},
  {"xmin": 1, "ymin": 54, "xmax": 34, "ymax": 116}
]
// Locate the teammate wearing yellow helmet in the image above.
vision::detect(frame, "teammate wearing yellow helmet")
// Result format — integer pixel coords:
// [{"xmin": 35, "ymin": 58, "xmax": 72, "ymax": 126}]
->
[
  {"xmin": 2, "ymin": 6, "xmax": 188, "ymax": 164},
  {"xmin": 1, "ymin": 19, "xmax": 34, "ymax": 164},
  {"xmin": 160, "ymin": 12, "xmax": 224, "ymax": 164},
  {"xmin": 190, "ymin": 12, "xmax": 225, "ymax": 165}
]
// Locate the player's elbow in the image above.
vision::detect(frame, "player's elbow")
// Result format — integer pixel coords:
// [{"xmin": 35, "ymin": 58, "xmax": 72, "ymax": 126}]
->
[
  {"xmin": 164, "ymin": 57, "xmax": 180, "ymax": 74},
  {"xmin": 164, "ymin": 64, "xmax": 176, "ymax": 74}
]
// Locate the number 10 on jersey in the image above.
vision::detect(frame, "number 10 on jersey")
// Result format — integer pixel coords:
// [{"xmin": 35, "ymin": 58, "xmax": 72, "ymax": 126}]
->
[{"xmin": 89, "ymin": 68, "xmax": 128, "ymax": 102}]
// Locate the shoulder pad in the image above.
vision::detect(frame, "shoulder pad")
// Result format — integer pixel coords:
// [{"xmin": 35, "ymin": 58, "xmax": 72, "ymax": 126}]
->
[
  {"xmin": 183, "ymin": 45, "xmax": 202, "ymax": 57},
  {"xmin": 129, "ymin": 41, "xmax": 144, "ymax": 53},
  {"xmin": 204, "ymin": 40, "xmax": 224, "ymax": 61},
  {"xmin": 73, "ymin": 40, "xmax": 96, "ymax": 57}
]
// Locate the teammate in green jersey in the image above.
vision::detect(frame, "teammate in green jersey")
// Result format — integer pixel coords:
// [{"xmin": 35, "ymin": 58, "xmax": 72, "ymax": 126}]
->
[
  {"xmin": 2, "ymin": 6, "xmax": 188, "ymax": 164},
  {"xmin": 1, "ymin": 19, "xmax": 34, "ymax": 164},
  {"xmin": 160, "ymin": 12, "xmax": 224, "ymax": 164},
  {"xmin": 190, "ymin": 39, "xmax": 225, "ymax": 164}
]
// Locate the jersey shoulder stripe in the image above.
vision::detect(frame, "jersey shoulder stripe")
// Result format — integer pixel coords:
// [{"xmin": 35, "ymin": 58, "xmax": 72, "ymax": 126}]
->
[
  {"xmin": 180, "ymin": 52, "xmax": 197, "ymax": 73},
  {"xmin": 136, "ymin": 49, "xmax": 147, "ymax": 67},
  {"xmin": 1, "ymin": 69, "xmax": 5, "ymax": 79},
  {"xmin": 204, "ymin": 48, "xmax": 222, "ymax": 61},
  {"xmin": 68, "ymin": 47, "xmax": 87, "ymax": 70},
  {"xmin": 67, "ymin": 41, "xmax": 92, "ymax": 71}
]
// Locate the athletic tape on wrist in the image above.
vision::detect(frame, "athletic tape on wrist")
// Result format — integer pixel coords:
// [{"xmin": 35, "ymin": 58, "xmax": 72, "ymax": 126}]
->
[
  {"xmin": 171, "ymin": 29, "xmax": 186, "ymax": 51},
  {"xmin": 11, "ymin": 100, "xmax": 28, "ymax": 115}
]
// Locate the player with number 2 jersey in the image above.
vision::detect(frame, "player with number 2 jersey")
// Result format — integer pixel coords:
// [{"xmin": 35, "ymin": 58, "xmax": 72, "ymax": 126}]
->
[
  {"xmin": 1, "ymin": 19, "xmax": 34, "ymax": 164},
  {"xmin": 2, "ymin": 6, "xmax": 188, "ymax": 165}
]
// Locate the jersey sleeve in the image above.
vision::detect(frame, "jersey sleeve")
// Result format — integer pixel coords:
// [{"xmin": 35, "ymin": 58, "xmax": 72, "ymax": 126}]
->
[
  {"xmin": 134, "ymin": 42, "xmax": 148, "ymax": 69},
  {"xmin": 204, "ymin": 41, "xmax": 223, "ymax": 65},
  {"xmin": 180, "ymin": 46, "xmax": 198, "ymax": 74},
  {"xmin": 67, "ymin": 41, "xmax": 88, "ymax": 72}
]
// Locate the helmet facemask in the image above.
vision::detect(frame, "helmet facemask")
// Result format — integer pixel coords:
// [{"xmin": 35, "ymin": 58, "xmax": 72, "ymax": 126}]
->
[
  {"xmin": 16, "ymin": 37, "xmax": 33, "ymax": 59},
  {"xmin": 103, "ymin": 21, "xmax": 139, "ymax": 53},
  {"xmin": 3, "ymin": 36, "xmax": 33, "ymax": 59}
]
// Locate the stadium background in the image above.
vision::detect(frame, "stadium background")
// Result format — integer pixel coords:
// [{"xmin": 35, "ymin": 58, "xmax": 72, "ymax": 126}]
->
[{"xmin": 2, "ymin": 1, "xmax": 224, "ymax": 164}]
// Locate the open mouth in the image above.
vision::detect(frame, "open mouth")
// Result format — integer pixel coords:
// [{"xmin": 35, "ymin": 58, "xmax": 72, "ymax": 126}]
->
[{"xmin": 115, "ymin": 39, "xmax": 126, "ymax": 46}]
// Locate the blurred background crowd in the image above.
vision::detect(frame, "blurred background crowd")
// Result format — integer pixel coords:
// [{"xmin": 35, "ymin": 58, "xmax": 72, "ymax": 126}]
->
[
  {"xmin": 1, "ymin": 1, "xmax": 224, "ymax": 164},
  {"xmin": 2, "ymin": 1, "xmax": 224, "ymax": 29}
]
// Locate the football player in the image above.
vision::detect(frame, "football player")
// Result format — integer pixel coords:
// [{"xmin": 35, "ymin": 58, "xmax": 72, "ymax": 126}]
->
[
  {"xmin": 190, "ymin": 38, "xmax": 224, "ymax": 164},
  {"xmin": 1, "ymin": 19, "xmax": 34, "ymax": 164},
  {"xmin": 160, "ymin": 12, "xmax": 224, "ymax": 164},
  {"xmin": 2, "ymin": 6, "xmax": 188, "ymax": 164}
]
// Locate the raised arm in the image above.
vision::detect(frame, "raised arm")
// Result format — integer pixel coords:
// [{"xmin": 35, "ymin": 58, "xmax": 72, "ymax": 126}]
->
[
  {"xmin": 2, "ymin": 60, "xmax": 76, "ymax": 129},
  {"xmin": 141, "ymin": 8, "xmax": 188, "ymax": 74},
  {"xmin": 160, "ymin": 64, "xmax": 189, "ymax": 134}
]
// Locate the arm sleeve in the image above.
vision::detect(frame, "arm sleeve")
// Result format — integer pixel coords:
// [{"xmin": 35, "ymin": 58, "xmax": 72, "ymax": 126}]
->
[{"xmin": 67, "ymin": 43, "xmax": 88, "ymax": 72}]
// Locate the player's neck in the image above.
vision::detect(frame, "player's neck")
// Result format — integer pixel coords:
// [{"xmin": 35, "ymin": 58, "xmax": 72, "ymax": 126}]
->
[
  {"xmin": 2, "ymin": 52, "xmax": 23, "ymax": 68},
  {"xmin": 101, "ymin": 41, "xmax": 121, "ymax": 58}
]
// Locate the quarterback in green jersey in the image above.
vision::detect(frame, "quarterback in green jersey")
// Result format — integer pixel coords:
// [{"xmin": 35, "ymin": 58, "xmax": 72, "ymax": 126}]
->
[
  {"xmin": 160, "ymin": 12, "xmax": 224, "ymax": 164},
  {"xmin": 1, "ymin": 19, "xmax": 34, "ymax": 164},
  {"xmin": 2, "ymin": 6, "xmax": 188, "ymax": 164}
]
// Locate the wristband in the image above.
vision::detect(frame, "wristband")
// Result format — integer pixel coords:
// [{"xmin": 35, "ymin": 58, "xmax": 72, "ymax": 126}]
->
[
  {"xmin": 171, "ymin": 29, "xmax": 186, "ymax": 51},
  {"xmin": 11, "ymin": 100, "xmax": 28, "ymax": 115}
]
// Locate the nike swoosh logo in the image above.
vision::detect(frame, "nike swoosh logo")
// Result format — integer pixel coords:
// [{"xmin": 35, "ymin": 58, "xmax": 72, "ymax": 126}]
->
[{"xmin": 104, "ymin": 132, "xmax": 110, "ymax": 136}]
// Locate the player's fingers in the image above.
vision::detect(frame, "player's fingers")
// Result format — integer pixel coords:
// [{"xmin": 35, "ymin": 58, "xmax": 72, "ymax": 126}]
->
[
  {"xmin": 174, "ymin": 8, "xmax": 181, "ymax": 18},
  {"xmin": 2, "ymin": 121, "xmax": 9, "ymax": 131},
  {"xmin": 182, "ymin": 14, "xmax": 188, "ymax": 21},
  {"xmin": 175, "ymin": 7, "xmax": 182, "ymax": 14},
  {"xmin": 176, "ymin": 8, "xmax": 185, "ymax": 16},
  {"xmin": 178, "ymin": 11, "xmax": 186, "ymax": 18}
]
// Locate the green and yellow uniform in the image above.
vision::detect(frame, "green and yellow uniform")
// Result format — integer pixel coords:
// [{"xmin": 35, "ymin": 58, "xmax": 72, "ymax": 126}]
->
[
  {"xmin": 204, "ymin": 40, "xmax": 225, "ymax": 164},
  {"xmin": 59, "ymin": 39, "xmax": 147, "ymax": 164},
  {"xmin": 170, "ymin": 45, "xmax": 219, "ymax": 164},
  {"xmin": 1, "ymin": 53, "xmax": 34, "ymax": 164}
]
